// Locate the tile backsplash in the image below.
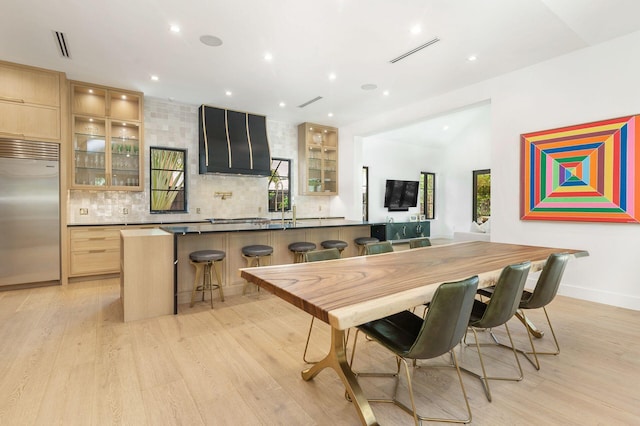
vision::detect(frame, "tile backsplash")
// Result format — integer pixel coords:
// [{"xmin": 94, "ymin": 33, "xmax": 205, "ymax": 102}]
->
[{"xmin": 68, "ymin": 97, "xmax": 331, "ymax": 224}]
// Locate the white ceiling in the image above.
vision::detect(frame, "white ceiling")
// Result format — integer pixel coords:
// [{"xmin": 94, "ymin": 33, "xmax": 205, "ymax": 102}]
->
[{"xmin": 3, "ymin": 0, "xmax": 640, "ymax": 128}]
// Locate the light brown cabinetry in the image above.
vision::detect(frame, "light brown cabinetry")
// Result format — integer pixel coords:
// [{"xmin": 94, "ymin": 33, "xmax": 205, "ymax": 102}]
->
[
  {"xmin": 0, "ymin": 61, "xmax": 63, "ymax": 142},
  {"xmin": 70, "ymin": 82, "xmax": 143, "ymax": 190},
  {"xmin": 69, "ymin": 227, "xmax": 121, "ymax": 276},
  {"xmin": 121, "ymin": 229, "xmax": 173, "ymax": 322},
  {"xmin": 298, "ymin": 122, "xmax": 338, "ymax": 195}
]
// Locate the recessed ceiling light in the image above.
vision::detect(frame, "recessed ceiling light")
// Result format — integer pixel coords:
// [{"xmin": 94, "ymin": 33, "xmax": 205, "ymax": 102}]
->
[
  {"xmin": 411, "ymin": 25, "xmax": 421, "ymax": 35},
  {"xmin": 361, "ymin": 84, "xmax": 377, "ymax": 91},
  {"xmin": 443, "ymin": 125, "xmax": 449, "ymax": 131},
  {"xmin": 121, "ymin": 95, "xmax": 127, "ymax": 99},
  {"xmin": 200, "ymin": 35, "xmax": 223, "ymax": 47},
  {"xmin": 279, "ymin": 102, "xmax": 286, "ymax": 107},
  {"xmin": 264, "ymin": 52, "xmax": 273, "ymax": 61},
  {"xmin": 89, "ymin": 118, "xmax": 93, "ymax": 122},
  {"xmin": 328, "ymin": 112, "xmax": 334, "ymax": 117},
  {"xmin": 150, "ymin": 75, "xmax": 159, "ymax": 81},
  {"xmin": 225, "ymin": 90, "xmax": 232, "ymax": 96},
  {"xmin": 170, "ymin": 25, "xmax": 180, "ymax": 33},
  {"xmin": 328, "ymin": 73, "xmax": 337, "ymax": 81},
  {"xmin": 122, "ymin": 123, "xmax": 126, "ymax": 126},
  {"xmin": 88, "ymin": 89, "xmax": 93, "ymax": 94},
  {"xmin": 468, "ymin": 55, "xmax": 477, "ymax": 62},
  {"xmin": 383, "ymin": 90, "xmax": 390, "ymax": 96}
]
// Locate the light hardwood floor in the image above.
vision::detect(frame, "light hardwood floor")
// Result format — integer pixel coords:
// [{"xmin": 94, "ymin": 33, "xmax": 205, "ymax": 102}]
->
[{"xmin": 0, "ymin": 278, "xmax": 638, "ymax": 425}]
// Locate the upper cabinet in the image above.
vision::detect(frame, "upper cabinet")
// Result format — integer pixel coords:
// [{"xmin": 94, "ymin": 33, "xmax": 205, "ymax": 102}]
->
[
  {"xmin": 298, "ymin": 122, "xmax": 338, "ymax": 195},
  {"xmin": 70, "ymin": 82, "xmax": 143, "ymax": 190},
  {"xmin": 0, "ymin": 61, "xmax": 64, "ymax": 142}
]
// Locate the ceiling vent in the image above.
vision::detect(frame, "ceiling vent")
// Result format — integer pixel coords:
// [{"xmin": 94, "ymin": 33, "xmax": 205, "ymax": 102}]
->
[
  {"xmin": 389, "ymin": 37, "xmax": 440, "ymax": 64},
  {"xmin": 53, "ymin": 31, "xmax": 71, "ymax": 58},
  {"xmin": 297, "ymin": 96, "xmax": 323, "ymax": 108}
]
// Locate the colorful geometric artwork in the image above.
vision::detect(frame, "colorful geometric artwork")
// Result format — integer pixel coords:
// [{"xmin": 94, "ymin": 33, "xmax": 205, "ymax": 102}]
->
[{"xmin": 520, "ymin": 115, "xmax": 640, "ymax": 223}]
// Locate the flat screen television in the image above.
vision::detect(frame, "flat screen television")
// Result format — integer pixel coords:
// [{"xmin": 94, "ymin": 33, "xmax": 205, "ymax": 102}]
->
[{"xmin": 384, "ymin": 179, "xmax": 419, "ymax": 211}]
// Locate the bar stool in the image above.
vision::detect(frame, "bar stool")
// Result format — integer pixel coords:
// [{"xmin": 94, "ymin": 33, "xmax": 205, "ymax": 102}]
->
[
  {"xmin": 241, "ymin": 244, "xmax": 273, "ymax": 294},
  {"xmin": 354, "ymin": 236, "xmax": 379, "ymax": 255},
  {"xmin": 288, "ymin": 241, "xmax": 316, "ymax": 263},
  {"xmin": 321, "ymin": 239, "xmax": 348, "ymax": 256},
  {"xmin": 189, "ymin": 249, "xmax": 225, "ymax": 309}
]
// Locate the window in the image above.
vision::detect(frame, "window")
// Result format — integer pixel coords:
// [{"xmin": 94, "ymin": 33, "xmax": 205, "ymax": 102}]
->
[
  {"xmin": 419, "ymin": 172, "xmax": 435, "ymax": 219},
  {"xmin": 150, "ymin": 147, "xmax": 186, "ymax": 213},
  {"xmin": 362, "ymin": 166, "xmax": 369, "ymax": 221},
  {"xmin": 473, "ymin": 169, "xmax": 491, "ymax": 222},
  {"xmin": 268, "ymin": 158, "xmax": 291, "ymax": 212}
]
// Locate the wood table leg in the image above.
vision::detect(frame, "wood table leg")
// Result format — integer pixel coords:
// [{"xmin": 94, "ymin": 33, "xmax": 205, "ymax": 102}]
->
[{"xmin": 301, "ymin": 327, "xmax": 379, "ymax": 426}]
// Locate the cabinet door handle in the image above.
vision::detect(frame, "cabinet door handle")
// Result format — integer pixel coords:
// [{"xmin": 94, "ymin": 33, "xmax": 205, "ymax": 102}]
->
[
  {"xmin": 89, "ymin": 250, "xmax": 107, "ymax": 253},
  {"xmin": 89, "ymin": 237, "xmax": 107, "ymax": 241},
  {"xmin": 0, "ymin": 95, "xmax": 25, "ymax": 103}
]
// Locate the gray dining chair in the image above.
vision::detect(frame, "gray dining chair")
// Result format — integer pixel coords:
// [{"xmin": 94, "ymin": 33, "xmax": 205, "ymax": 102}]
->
[
  {"xmin": 463, "ymin": 261, "xmax": 531, "ymax": 402},
  {"xmin": 409, "ymin": 237, "xmax": 431, "ymax": 249},
  {"xmin": 477, "ymin": 252, "xmax": 569, "ymax": 370},
  {"xmin": 352, "ymin": 275, "xmax": 479, "ymax": 424},
  {"xmin": 302, "ymin": 248, "xmax": 342, "ymax": 363},
  {"xmin": 364, "ymin": 241, "xmax": 394, "ymax": 255}
]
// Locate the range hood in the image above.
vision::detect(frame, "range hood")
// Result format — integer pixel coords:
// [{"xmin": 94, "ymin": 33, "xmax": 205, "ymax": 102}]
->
[{"xmin": 198, "ymin": 105, "xmax": 272, "ymax": 176}]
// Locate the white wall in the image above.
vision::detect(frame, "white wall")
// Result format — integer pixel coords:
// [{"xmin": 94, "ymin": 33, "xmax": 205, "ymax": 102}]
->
[
  {"xmin": 337, "ymin": 30, "xmax": 640, "ymax": 310},
  {"xmin": 361, "ymin": 102, "xmax": 491, "ymax": 238}
]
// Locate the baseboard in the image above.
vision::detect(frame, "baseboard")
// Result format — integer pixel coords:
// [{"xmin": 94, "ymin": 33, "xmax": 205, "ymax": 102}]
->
[{"xmin": 559, "ymin": 283, "xmax": 640, "ymax": 311}]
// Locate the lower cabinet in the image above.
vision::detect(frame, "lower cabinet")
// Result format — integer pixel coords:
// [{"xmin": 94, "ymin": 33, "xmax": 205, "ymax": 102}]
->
[
  {"xmin": 69, "ymin": 227, "xmax": 121, "ymax": 276},
  {"xmin": 68, "ymin": 225, "xmax": 157, "ymax": 277}
]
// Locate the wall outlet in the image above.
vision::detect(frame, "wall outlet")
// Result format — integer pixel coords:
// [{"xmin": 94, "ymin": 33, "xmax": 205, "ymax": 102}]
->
[
  {"xmin": 196, "ymin": 207, "xmax": 201, "ymax": 214},
  {"xmin": 79, "ymin": 208, "xmax": 88, "ymax": 215},
  {"xmin": 123, "ymin": 208, "xmax": 129, "ymax": 215}
]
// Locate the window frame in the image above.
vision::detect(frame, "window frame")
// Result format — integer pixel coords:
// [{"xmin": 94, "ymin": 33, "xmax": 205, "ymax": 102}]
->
[
  {"xmin": 472, "ymin": 169, "xmax": 491, "ymax": 222},
  {"xmin": 150, "ymin": 146, "xmax": 187, "ymax": 214},
  {"xmin": 420, "ymin": 171, "xmax": 436, "ymax": 220},
  {"xmin": 268, "ymin": 157, "xmax": 291, "ymax": 212}
]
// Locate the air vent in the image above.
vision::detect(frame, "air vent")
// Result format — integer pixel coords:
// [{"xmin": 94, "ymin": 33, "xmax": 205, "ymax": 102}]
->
[
  {"xmin": 297, "ymin": 96, "xmax": 323, "ymax": 108},
  {"xmin": 53, "ymin": 31, "xmax": 71, "ymax": 58},
  {"xmin": 389, "ymin": 37, "xmax": 440, "ymax": 64}
]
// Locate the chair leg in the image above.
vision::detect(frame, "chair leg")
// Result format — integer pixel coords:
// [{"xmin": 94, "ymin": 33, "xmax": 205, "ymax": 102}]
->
[
  {"xmin": 461, "ymin": 324, "xmax": 523, "ymax": 402},
  {"xmin": 303, "ymin": 317, "xmax": 318, "ymax": 364},
  {"xmin": 518, "ymin": 308, "xmax": 560, "ymax": 370},
  {"xmin": 211, "ymin": 260, "xmax": 225, "ymax": 302},
  {"xmin": 349, "ymin": 328, "xmax": 400, "ymax": 377},
  {"xmin": 367, "ymin": 351, "xmax": 472, "ymax": 424},
  {"xmin": 190, "ymin": 262, "xmax": 202, "ymax": 308}
]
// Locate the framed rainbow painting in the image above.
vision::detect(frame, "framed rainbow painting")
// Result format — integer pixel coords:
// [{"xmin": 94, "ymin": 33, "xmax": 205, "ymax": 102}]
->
[{"xmin": 520, "ymin": 115, "xmax": 640, "ymax": 223}]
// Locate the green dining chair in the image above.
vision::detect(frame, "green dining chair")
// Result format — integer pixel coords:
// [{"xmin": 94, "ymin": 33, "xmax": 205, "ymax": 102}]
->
[
  {"xmin": 364, "ymin": 241, "xmax": 394, "ymax": 255},
  {"xmin": 463, "ymin": 261, "xmax": 531, "ymax": 402},
  {"xmin": 302, "ymin": 248, "xmax": 342, "ymax": 363},
  {"xmin": 477, "ymin": 252, "xmax": 569, "ymax": 370},
  {"xmin": 409, "ymin": 237, "xmax": 431, "ymax": 249},
  {"xmin": 353, "ymin": 276, "xmax": 479, "ymax": 424}
]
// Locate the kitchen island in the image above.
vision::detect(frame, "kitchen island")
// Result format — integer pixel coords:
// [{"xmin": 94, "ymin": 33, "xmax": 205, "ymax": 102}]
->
[{"xmin": 160, "ymin": 219, "xmax": 380, "ymax": 312}]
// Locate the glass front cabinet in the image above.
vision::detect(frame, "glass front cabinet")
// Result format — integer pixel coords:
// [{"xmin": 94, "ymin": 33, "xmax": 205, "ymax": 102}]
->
[
  {"xmin": 298, "ymin": 122, "xmax": 338, "ymax": 195},
  {"xmin": 70, "ymin": 82, "xmax": 143, "ymax": 190}
]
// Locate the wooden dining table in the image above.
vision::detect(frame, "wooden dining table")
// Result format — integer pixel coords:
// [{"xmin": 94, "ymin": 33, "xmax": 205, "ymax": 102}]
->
[{"xmin": 239, "ymin": 241, "xmax": 588, "ymax": 425}]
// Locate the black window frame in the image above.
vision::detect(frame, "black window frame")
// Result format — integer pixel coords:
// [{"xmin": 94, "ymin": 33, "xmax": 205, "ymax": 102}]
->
[
  {"xmin": 150, "ymin": 146, "xmax": 187, "ymax": 214},
  {"xmin": 420, "ymin": 171, "xmax": 435, "ymax": 220},
  {"xmin": 268, "ymin": 157, "xmax": 291, "ymax": 212},
  {"xmin": 472, "ymin": 169, "xmax": 491, "ymax": 222}
]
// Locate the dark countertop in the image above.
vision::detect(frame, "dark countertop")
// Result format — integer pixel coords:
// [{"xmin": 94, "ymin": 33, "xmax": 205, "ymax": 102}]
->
[
  {"xmin": 67, "ymin": 220, "xmax": 208, "ymax": 227},
  {"xmin": 160, "ymin": 219, "xmax": 380, "ymax": 235}
]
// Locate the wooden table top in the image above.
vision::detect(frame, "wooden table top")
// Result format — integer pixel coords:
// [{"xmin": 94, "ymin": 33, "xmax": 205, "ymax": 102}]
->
[{"xmin": 240, "ymin": 241, "xmax": 587, "ymax": 330}]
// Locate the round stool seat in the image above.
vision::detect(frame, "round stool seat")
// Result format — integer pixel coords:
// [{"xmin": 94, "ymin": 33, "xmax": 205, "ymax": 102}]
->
[
  {"xmin": 242, "ymin": 244, "xmax": 274, "ymax": 257},
  {"xmin": 189, "ymin": 249, "xmax": 226, "ymax": 262},
  {"xmin": 288, "ymin": 242, "xmax": 316, "ymax": 252},
  {"xmin": 321, "ymin": 240, "xmax": 348, "ymax": 250},
  {"xmin": 354, "ymin": 237, "xmax": 379, "ymax": 246}
]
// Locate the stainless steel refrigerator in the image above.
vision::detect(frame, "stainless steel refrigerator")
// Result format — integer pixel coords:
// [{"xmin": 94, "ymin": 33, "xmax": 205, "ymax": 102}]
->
[{"xmin": 0, "ymin": 139, "xmax": 60, "ymax": 287}]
